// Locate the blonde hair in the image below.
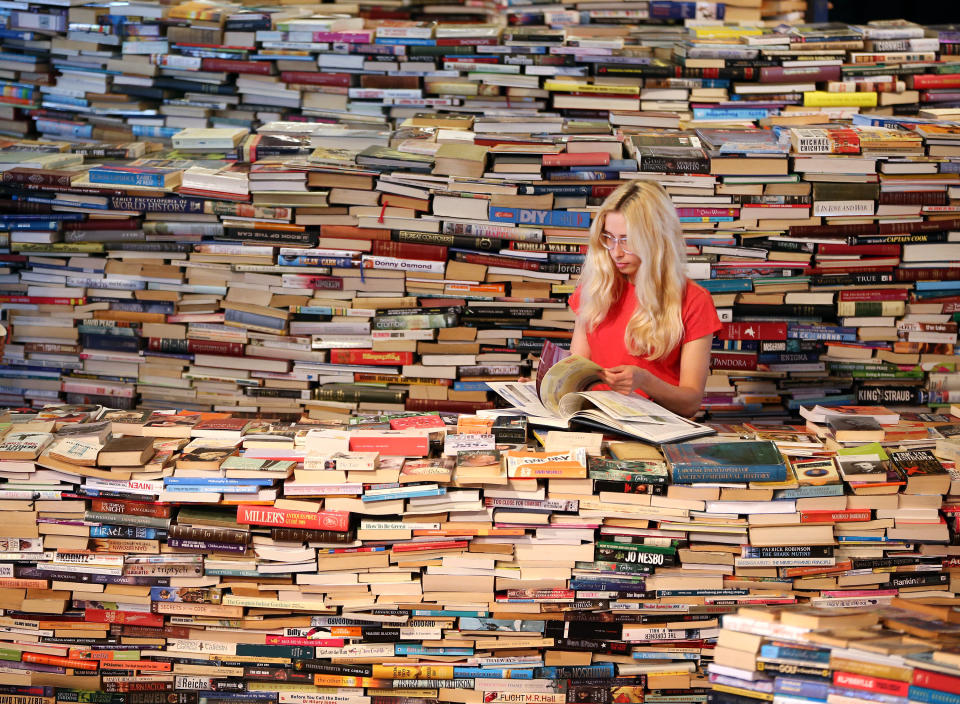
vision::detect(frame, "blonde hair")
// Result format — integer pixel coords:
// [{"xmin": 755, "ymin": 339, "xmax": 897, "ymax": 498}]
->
[{"xmin": 577, "ymin": 180, "xmax": 688, "ymax": 361}]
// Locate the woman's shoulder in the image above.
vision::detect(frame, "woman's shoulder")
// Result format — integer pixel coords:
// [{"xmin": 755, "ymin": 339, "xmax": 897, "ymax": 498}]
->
[{"xmin": 682, "ymin": 279, "xmax": 712, "ymax": 305}]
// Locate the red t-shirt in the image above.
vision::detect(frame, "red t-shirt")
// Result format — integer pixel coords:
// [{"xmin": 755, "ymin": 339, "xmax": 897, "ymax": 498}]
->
[{"xmin": 569, "ymin": 279, "xmax": 722, "ymax": 388}]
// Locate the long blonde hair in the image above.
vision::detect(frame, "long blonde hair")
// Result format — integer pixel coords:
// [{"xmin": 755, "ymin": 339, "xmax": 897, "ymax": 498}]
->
[{"xmin": 577, "ymin": 181, "xmax": 688, "ymax": 361}]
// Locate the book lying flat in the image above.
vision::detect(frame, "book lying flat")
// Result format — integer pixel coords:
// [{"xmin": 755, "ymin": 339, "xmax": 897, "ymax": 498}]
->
[{"xmin": 487, "ymin": 341, "xmax": 714, "ymax": 445}]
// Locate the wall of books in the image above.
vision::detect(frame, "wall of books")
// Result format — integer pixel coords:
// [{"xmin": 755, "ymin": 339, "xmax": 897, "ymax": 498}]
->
[
  {"xmin": 4, "ymin": 4, "xmax": 960, "ymax": 703},
  {"xmin": 1, "ymin": 8, "xmax": 959, "ymax": 418}
]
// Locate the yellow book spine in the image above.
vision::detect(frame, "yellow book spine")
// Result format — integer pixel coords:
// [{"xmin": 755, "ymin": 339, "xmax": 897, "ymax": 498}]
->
[
  {"xmin": 543, "ymin": 80, "xmax": 640, "ymax": 95},
  {"xmin": 803, "ymin": 91, "xmax": 878, "ymax": 107}
]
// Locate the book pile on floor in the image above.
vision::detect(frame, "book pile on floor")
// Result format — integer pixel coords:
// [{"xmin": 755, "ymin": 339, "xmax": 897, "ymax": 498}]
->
[
  {"xmin": 0, "ymin": 14, "xmax": 959, "ymax": 417},
  {"xmin": 709, "ymin": 598, "xmax": 960, "ymax": 704},
  {"xmin": 0, "ymin": 402, "xmax": 960, "ymax": 699}
]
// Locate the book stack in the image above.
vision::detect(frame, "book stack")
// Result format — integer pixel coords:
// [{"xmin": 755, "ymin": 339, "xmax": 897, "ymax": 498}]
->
[
  {"xmin": 709, "ymin": 599, "xmax": 960, "ymax": 704},
  {"xmin": 0, "ymin": 402, "xmax": 957, "ymax": 700},
  {"xmin": 1, "ymin": 15, "xmax": 960, "ymax": 418}
]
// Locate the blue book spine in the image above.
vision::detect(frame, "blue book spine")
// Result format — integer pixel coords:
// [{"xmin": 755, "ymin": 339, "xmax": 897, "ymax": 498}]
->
[
  {"xmin": 633, "ymin": 652, "xmax": 699, "ymax": 660},
  {"xmin": 775, "ymin": 677, "xmax": 830, "ymax": 700},
  {"xmin": 909, "ymin": 687, "xmax": 960, "ymax": 704},
  {"xmin": 89, "ymin": 169, "xmax": 168, "ymax": 188},
  {"xmin": 0, "ymin": 213, "xmax": 85, "ymax": 221},
  {"xmin": 693, "ymin": 107, "xmax": 771, "ymax": 120},
  {"xmin": 453, "ymin": 381, "xmax": 491, "ymax": 391},
  {"xmin": 375, "ymin": 37, "xmax": 436, "ymax": 45},
  {"xmin": 396, "ymin": 645, "xmax": 474, "ymax": 656},
  {"xmin": 131, "ymin": 124, "xmax": 180, "ymax": 138},
  {"xmin": 411, "ymin": 609, "xmax": 488, "ymax": 617},
  {"xmin": 162, "ymin": 485, "xmax": 258, "ymax": 494},
  {"xmin": 3, "ymin": 220, "xmax": 65, "ymax": 230},
  {"xmin": 488, "ymin": 206, "xmax": 592, "ymax": 229},
  {"xmin": 761, "ymin": 644, "xmax": 830, "ymax": 663},
  {"xmin": 89, "ymin": 525, "xmax": 162, "ymax": 539},
  {"xmin": 832, "ymin": 687, "xmax": 906, "ymax": 704},
  {"xmin": 223, "ymin": 308, "xmax": 286, "ymax": 330},
  {"xmin": 454, "ymin": 667, "xmax": 534, "ymax": 679},
  {"xmin": 698, "ymin": 278, "xmax": 752, "ymax": 292},
  {"xmin": 34, "ymin": 118, "xmax": 93, "ymax": 139},
  {"xmin": 650, "ymin": 0, "xmax": 724, "ymax": 19},
  {"xmin": 916, "ymin": 280, "xmax": 960, "ymax": 291}
]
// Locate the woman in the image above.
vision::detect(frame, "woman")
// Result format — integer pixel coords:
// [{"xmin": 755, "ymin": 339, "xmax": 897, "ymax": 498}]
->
[{"xmin": 569, "ymin": 180, "xmax": 722, "ymax": 418}]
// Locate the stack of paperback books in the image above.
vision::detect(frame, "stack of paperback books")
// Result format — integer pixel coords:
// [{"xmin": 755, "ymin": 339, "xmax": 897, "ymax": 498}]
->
[
  {"xmin": 0, "ymin": 14, "xmax": 959, "ymax": 417},
  {"xmin": 0, "ymin": 402, "xmax": 958, "ymax": 700},
  {"xmin": 709, "ymin": 599, "xmax": 960, "ymax": 704}
]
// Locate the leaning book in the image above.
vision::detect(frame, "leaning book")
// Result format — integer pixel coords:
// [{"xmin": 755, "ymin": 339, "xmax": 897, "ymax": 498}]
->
[{"xmin": 487, "ymin": 341, "xmax": 714, "ymax": 445}]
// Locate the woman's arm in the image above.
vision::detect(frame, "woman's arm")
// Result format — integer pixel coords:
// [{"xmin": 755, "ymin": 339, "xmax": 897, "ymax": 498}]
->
[
  {"xmin": 599, "ymin": 333, "xmax": 713, "ymax": 417},
  {"xmin": 570, "ymin": 315, "xmax": 591, "ymax": 357}
]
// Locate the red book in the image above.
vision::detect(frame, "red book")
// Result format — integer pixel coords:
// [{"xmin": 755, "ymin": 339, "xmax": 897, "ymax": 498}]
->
[
  {"xmin": 818, "ymin": 243, "xmax": 900, "ymax": 256},
  {"xmin": 84, "ymin": 609, "xmax": 165, "ymax": 628},
  {"xmin": 834, "ymin": 671, "xmax": 909, "ymax": 697},
  {"xmin": 405, "ymin": 398, "xmax": 497, "ymax": 413},
  {"xmin": 371, "ymin": 240, "xmax": 448, "ymax": 261},
  {"xmin": 717, "ymin": 322, "xmax": 788, "ymax": 341},
  {"xmin": 913, "ymin": 669, "xmax": 960, "ymax": 694},
  {"xmin": 202, "ymin": 58, "xmax": 273, "ymax": 75},
  {"xmin": 391, "ymin": 540, "xmax": 469, "ymax": 552},
  {"xmin": 89, "ymin": 497, "xmax": 171, "ymax": 518},
  {"xmin": 910, "ymin": 73, "xmax": 960, "ymax": 89},
  {"xmin": 22, "ymin": 652, "xmax": 99, "ymax": 670},
  {"xmin": 389, "ymin": 415, "xmax": 446, "ymax": 430},
  {"xmin": 265, "ymin": 636, "xmax": 345, "ymax": 646},
  {"xmin": 280, "ymin": 71, "xmax": 351, "ymax": 86},
  {"xmin": 806, "ymin": 266, "xmax": 896, "ymax": 276},
  {"xmin": 542, "ymin": 152, "xmax": 611, "ymax": 167},
  {"xmin": 799, "ymin": 509, "xmax": 871, "ymax": 523},
  {"xmin": 236, "ymin": 505, "xmax": 351, "ymax": 532},
  {"xmin": 838, "ymin": 289, "xmax": 909, "ymax": 301},
  {"xmin": 0, "ymin": 295, "xmax": 86, "ymax": 305},
  {"xmin": 328, "ymin": 349, "xmax": 414, "ymax": 365},
  {"xmin": 3, "ymin": 168, "xmax": 78, "ymax": 187},
  {"xmin": 349, "ymin": 432, "xmax": 430, "ymax": 457}
]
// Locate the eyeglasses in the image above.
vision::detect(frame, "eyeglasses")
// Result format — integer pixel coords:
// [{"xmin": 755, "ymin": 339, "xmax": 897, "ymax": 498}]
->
[{"xmin": 600, "ymin": 233, "xmax": 632, "ymax": 254}]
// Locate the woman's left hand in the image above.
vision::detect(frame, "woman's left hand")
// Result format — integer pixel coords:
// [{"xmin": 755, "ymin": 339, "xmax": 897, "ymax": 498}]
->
[{"xmin": 600, "ymin": 365, "xmax": 650, "ymax": 395}]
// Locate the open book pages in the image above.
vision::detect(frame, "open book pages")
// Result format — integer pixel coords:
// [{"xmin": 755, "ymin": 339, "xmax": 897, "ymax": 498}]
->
[{"xmin": 488, "ymin": 342, "xmax": 715, "ymax": 445}]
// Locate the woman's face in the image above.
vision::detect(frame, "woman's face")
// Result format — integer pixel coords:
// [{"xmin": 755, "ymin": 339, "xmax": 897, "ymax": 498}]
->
[{"xmin": 601, "ymin": 211, "xmax": 641, "ymax": 278}]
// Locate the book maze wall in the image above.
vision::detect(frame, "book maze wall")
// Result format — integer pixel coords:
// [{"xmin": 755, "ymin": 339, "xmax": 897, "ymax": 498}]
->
[{"xmin": 2, "ymin": 3, "xmax": 960, "ymax": 702}]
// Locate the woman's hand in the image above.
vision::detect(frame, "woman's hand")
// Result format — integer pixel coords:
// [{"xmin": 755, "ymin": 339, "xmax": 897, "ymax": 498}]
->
[{"xmin": 600, "ymin": 365, "xmax": 650, "ymax": 395}]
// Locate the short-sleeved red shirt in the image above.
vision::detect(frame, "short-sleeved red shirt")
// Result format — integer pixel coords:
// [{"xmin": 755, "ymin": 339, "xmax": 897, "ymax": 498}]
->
[{"xmin": 569, "ymin": 279, "xmax": 722, "ymax": 389}]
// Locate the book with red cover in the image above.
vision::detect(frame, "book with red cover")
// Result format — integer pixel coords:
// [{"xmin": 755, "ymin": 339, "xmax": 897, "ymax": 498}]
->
[
  {"xmin": 279, "ymin": 71, "xmax": 351, "ymax": 86},
  {"xmin": 799, "ymin": 509, "xmax": 871, "ymax": 523},
  {"xmin": 349, "ymin": 431, "xmax": 430, "ymax": 457},
  {"xmin": 202, "ymin": 58, "xmax": 273, "ymax": 75},
  {"xmin": 328, "ymin": 349, "xmax": 414, "ymax": 365},
  {"xmin": 837, "ymin": 289, "xmax": 909, "ymax": 301},
  {"xmin": 717, "ymin": 322, "xmax": 788, "ymax": 341},
  {"xmin": 912, "ymin": 669, "xmax": 960, "ymax": 695},
  {"xmin": 541, "ymin": 152, "xmax": 611, "ymax": 167},
  {"xmin": 370, "ymin": 240, "xmax": 448, "ymax": 261},
  {"xmin": 236, "ymin": 505, "xmax": 350, "ymax": 532},
  {"xmin": 833, "ymin": 671, "xmax": 909, "ymax": 697},
  {"xmin": 389, "ymin": 414, "xmax": 446, "ymax": 430}
]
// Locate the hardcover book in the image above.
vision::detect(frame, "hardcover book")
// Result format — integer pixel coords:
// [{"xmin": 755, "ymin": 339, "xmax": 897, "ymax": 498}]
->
[{"xmin": 661, "ymin": 439, "xmax": 788, "ymax": 483}]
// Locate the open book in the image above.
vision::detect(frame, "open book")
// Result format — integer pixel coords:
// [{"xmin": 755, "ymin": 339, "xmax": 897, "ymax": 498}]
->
[{"xmin": 487, "ymin": 341, "xmax": 715, "ymax": 445}]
